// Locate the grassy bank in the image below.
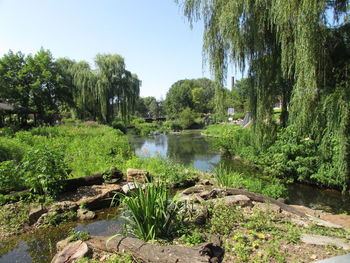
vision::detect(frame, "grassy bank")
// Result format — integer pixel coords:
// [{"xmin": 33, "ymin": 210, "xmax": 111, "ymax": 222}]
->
[
  {"xmin": 0, "ymin": 123, "xmax": 131, "ymax": 198},
  {"xmin": 203, "ymin": 124, "xmax": 349, "ymax": 191}
]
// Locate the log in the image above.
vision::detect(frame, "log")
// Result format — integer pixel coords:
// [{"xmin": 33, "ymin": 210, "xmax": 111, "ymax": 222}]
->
[
  {"xmin": 63, "ymin": 168, "xmax": 123, "ymax": 192},
  {"xmin": 86, "ymin": 236, "xmax": 224, "ymax": 263}
]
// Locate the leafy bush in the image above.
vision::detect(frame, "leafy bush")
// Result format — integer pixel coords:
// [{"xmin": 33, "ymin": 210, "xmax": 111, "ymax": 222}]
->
[
  {"xmin": 112, "ymin": 120, "xmax": 127, "ymax": 134},
  {"xmin": 178, "ymin": 107, "xmax": 196, "ymax": 129},
  {"xmin": 21, "ymin": 144, "xmax": 68, "ymax": 197},
  {"xmin": 118, "ymin": 181, "xmax": 182, "ymax": 241},
  {"xmin": 0, "ymin": 137, "xmax": 28, "ymax": 162},
  {"xmin": 0, "ymin": 160, "xmax": 22, "ymax": 192}
]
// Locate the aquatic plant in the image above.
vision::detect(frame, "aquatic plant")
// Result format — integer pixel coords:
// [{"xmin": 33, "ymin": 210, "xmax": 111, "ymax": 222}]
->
[{"xmin": 118, "ymin": 181, "xmax": 181, "ymax": 241}]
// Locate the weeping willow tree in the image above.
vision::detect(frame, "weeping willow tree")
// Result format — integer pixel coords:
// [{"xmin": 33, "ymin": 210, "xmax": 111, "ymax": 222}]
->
[
  {"xmin": 177, "ymin": 0, "xmax": 350, "ymax": 190},
  {"xmin": 57, "ymin": 54, "xmax": 140, "ymax": 123}
]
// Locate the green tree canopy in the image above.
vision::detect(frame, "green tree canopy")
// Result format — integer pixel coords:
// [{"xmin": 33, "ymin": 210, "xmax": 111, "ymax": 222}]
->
[
  {"xmin": 164, "ymin": 78, "xmax": 216, "ymax": 116},
  {"xmin": 177, "ymin": 0, "xmax": 350, "ymax": 189}
]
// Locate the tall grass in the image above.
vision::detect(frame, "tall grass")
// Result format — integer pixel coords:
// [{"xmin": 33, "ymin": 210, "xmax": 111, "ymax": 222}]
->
[
  {"xmin": 118, "ymin": 181, "xmax": 181, "ymax": 241},
  {"xmin": 214, "ymin": 166, "xmax": 287, "ymax": 199}
]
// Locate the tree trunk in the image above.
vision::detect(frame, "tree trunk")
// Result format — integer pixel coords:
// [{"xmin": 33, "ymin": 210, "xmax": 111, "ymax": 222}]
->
[{"xmin": 86, "ymin": 236, "xmax": 224, "ymax": 263}]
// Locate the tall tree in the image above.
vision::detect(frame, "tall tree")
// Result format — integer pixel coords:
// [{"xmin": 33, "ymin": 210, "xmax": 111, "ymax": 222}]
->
[{"xmin": 177, "ymin": 0, "xmax": 350, "ymax": 189}]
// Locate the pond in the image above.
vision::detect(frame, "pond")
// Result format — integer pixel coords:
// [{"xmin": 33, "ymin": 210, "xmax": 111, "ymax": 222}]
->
[
  {"xmin": 1, "ymin": 130, "xmax": 349, "ymax": 263},
  {"xmin": 128, "ymin": 130, "xmax": 350, "ymax": 214},
  {"xmin": 0, "ymin": 207, "xmax": 124, "ymax": 263}
]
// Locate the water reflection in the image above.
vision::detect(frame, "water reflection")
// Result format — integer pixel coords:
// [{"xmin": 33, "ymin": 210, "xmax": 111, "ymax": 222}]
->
[
  {"xmin": 128, "ymin": 132, "xmax": 221, "ymax": 172},
  {"xmin": 0, "ymin": 207, "xmax": 123, "ymax": 263},
  {"xmin": 129, "ymin": 131, "xmax": 350, "ymax": 214}
]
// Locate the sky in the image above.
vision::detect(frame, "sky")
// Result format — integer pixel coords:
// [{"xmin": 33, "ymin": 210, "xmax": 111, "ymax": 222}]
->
[{"xmin": 0, "ymin": 0, "xmax": 243, "ymax": 99}]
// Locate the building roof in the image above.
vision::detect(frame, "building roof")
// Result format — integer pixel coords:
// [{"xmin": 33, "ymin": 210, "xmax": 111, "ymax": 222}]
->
[{"xmin": 0, "ymin": 102, "xmax": 15, "ymax": 111}]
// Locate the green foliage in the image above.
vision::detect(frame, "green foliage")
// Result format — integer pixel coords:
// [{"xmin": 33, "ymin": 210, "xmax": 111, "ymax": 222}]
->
[
  {"xmin": 68, "ymin": 228, "xmax": 90, "ymax": 241},
  {"xmin": 118, "ymin": 181, "xmax": 182, "ymax": 241},
  {"xmin": 21, "ymin": 144, "xmax": 68, "ymax": 197},
  {"xmin": 164, "ymin": 78, "xmax": 215, "ymax": 116},
  {"xmin": 179, "ymin": 230, "xmax": 205, "ymax": 246},
  {"xmin": 0, "ymin": 160, "xmax": 22, "ymax": 192},
  {"xmin": 130, "ymin": 117, "xmax": 159, "ymax": 136},
  {"xmin": 209, "ymin": 203, "xmax": 244, "ymax": 236},
  {"xmin": 0, "ymin": 123, "xmax": 132, "ymax": 196},
  {"xmin": 214, "ymin": 166, "xmax": 287, "ymax": 199},
  {"xmin": 178, "ymin": 0, "xmax": 350, "ymax": 191},
  {"xmin": 123, "ymin": 156, "xmax": 196, "ymax": 187},
  {"xmin": 0, "ymin": 137, "xmax": 28, "ymax": 162},
  {"xmin": 112, "ymin": 120, "xmax": 127, "ymax": 134},
  {"xmin": 178, "ymin": 107, "xmax": 196, "ymax": 129}
]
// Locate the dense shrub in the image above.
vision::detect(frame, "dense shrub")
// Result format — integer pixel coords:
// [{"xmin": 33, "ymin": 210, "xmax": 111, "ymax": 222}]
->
[
  {"xmin": 0, "ymin": 123, "xmax": 132, "ymax": 195},
  {"xmin": 21, "ymin": 144, "xmax": 68, "ymax": 197}
]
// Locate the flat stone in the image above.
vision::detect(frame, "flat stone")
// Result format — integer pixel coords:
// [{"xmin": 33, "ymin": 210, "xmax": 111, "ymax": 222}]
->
[
  {"xmin": 56, "ymin": 236, "xmax": 75, "ymax": 251},
  {"xmin": 199, "ymin": 190, "xmax": 217, "ymax": 200},
  {"xmin": 74, "ymin": 185, "xmax": 122, "ymax": 210},
  {"xmin": 77, "ymin": 209, "xmax": 96, "ymax": 220},
  {"xmin": 313, "ymin": 253, "xmax": 350, "ymax": 263},
  {"xmin": 321, "ymin": 214, "xmax": 350, "ymax": 228},
  {"xmin": 291, "ymin": 218, "xmax": 310, "ymax": 227},
  {"xmin": 308, "ymin": 216, "xmax": 343, "ymax": 229},
  {"xmin": 127, "ymin": 168, "xmax": 149, "ymax": 183},
  {"xmin": 253, "ymin": 202, "xmax": 281, "ymax": 213},
  {"xmin": 211, "ymin": 195, "xmax": 252, "ymax": 207},
  {"xmin": 301, "ymin": 234, "xmax": 350, "ymax": 250},
  {"xmin": 51, "ymin": 240, "xmax": 89, "ymax": 263}
]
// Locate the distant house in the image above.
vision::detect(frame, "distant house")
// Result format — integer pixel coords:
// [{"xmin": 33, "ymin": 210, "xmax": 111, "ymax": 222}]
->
[{"xmin": 0, "ymin": 101, "xmax": 15, "ymax": 112}]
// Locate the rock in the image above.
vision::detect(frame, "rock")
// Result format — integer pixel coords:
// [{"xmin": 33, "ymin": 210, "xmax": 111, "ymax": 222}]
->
[
  {"xmin": 51, "ymin": 240, "xmax": 90, "ymax": 263},
  {"xmin": 198, "ymin": 179, "xmax": 212, "ymax": 186},
  {"xmin": 290, "ymin": 205, "xmax": 326, "ymax": 218},
  {"xmin": 56, "ymin": 236, "xmax": 75, "ymax": 251},
  {"xmin": 253, "ymin": 202, "xmax": 281, "ymax": 213},
  {"xmin": 29, "ymin": 205, "xmax": 47, "ymax": 225},
  {"xmin": 300, "ymin": 234, "xmax": 350, "ymax": 250},
  {"xmin": 77, "ymin": 209, "xmax": 96, "ymax": 220},
  {"xmin": 194, "ymin": 207, "xmax": 209, "ymax": 225},
  {"xmin": 74, "ymin": 185, "xmax": 122, "ymax": 210},
  {"xmin": 211, "ymin": 195, "xmax": 252, "ymax": 207},
  {"xmin": 52, "ymin": 201, "xmax": 78, "ymax": 212},
  {"xmin": 321, "ymin": 214, "xmax": 350, "ymax": 228},
  {"xmin": 308, "ymin": 216, "xmax": 343, "ymax": 229},
  {"xmin": 127, "ymin": 168, "xmax": 149, "ymax": 183},
  {"xmin": 291, "ymin": 218, "xmax": 310, "ymax": 227},
  {"xmin": 277, "ymin": 198, "xmax": 286, "ymax": 204},
  {"xmin": 122, "ymin": 182, "xmax": 145, "ymax": 195},
  {"xmin": 310, "ymin": 254, "xmax": 317, "ymax": 260},
  {"xmin": 199, "ymin": 190, "xmax": 217, "ymax": 200}
]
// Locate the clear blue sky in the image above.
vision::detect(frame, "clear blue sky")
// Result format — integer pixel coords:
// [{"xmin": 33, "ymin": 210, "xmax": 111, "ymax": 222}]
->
[{"xmin": 0, "ymin": 0, "xmax": 243, "ymax": 99}]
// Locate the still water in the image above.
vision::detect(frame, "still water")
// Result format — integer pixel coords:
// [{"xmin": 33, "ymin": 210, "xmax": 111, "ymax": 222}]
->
[{"xmin": 128, "ymin": 131, "xmax": 350, "ymax": 213}]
